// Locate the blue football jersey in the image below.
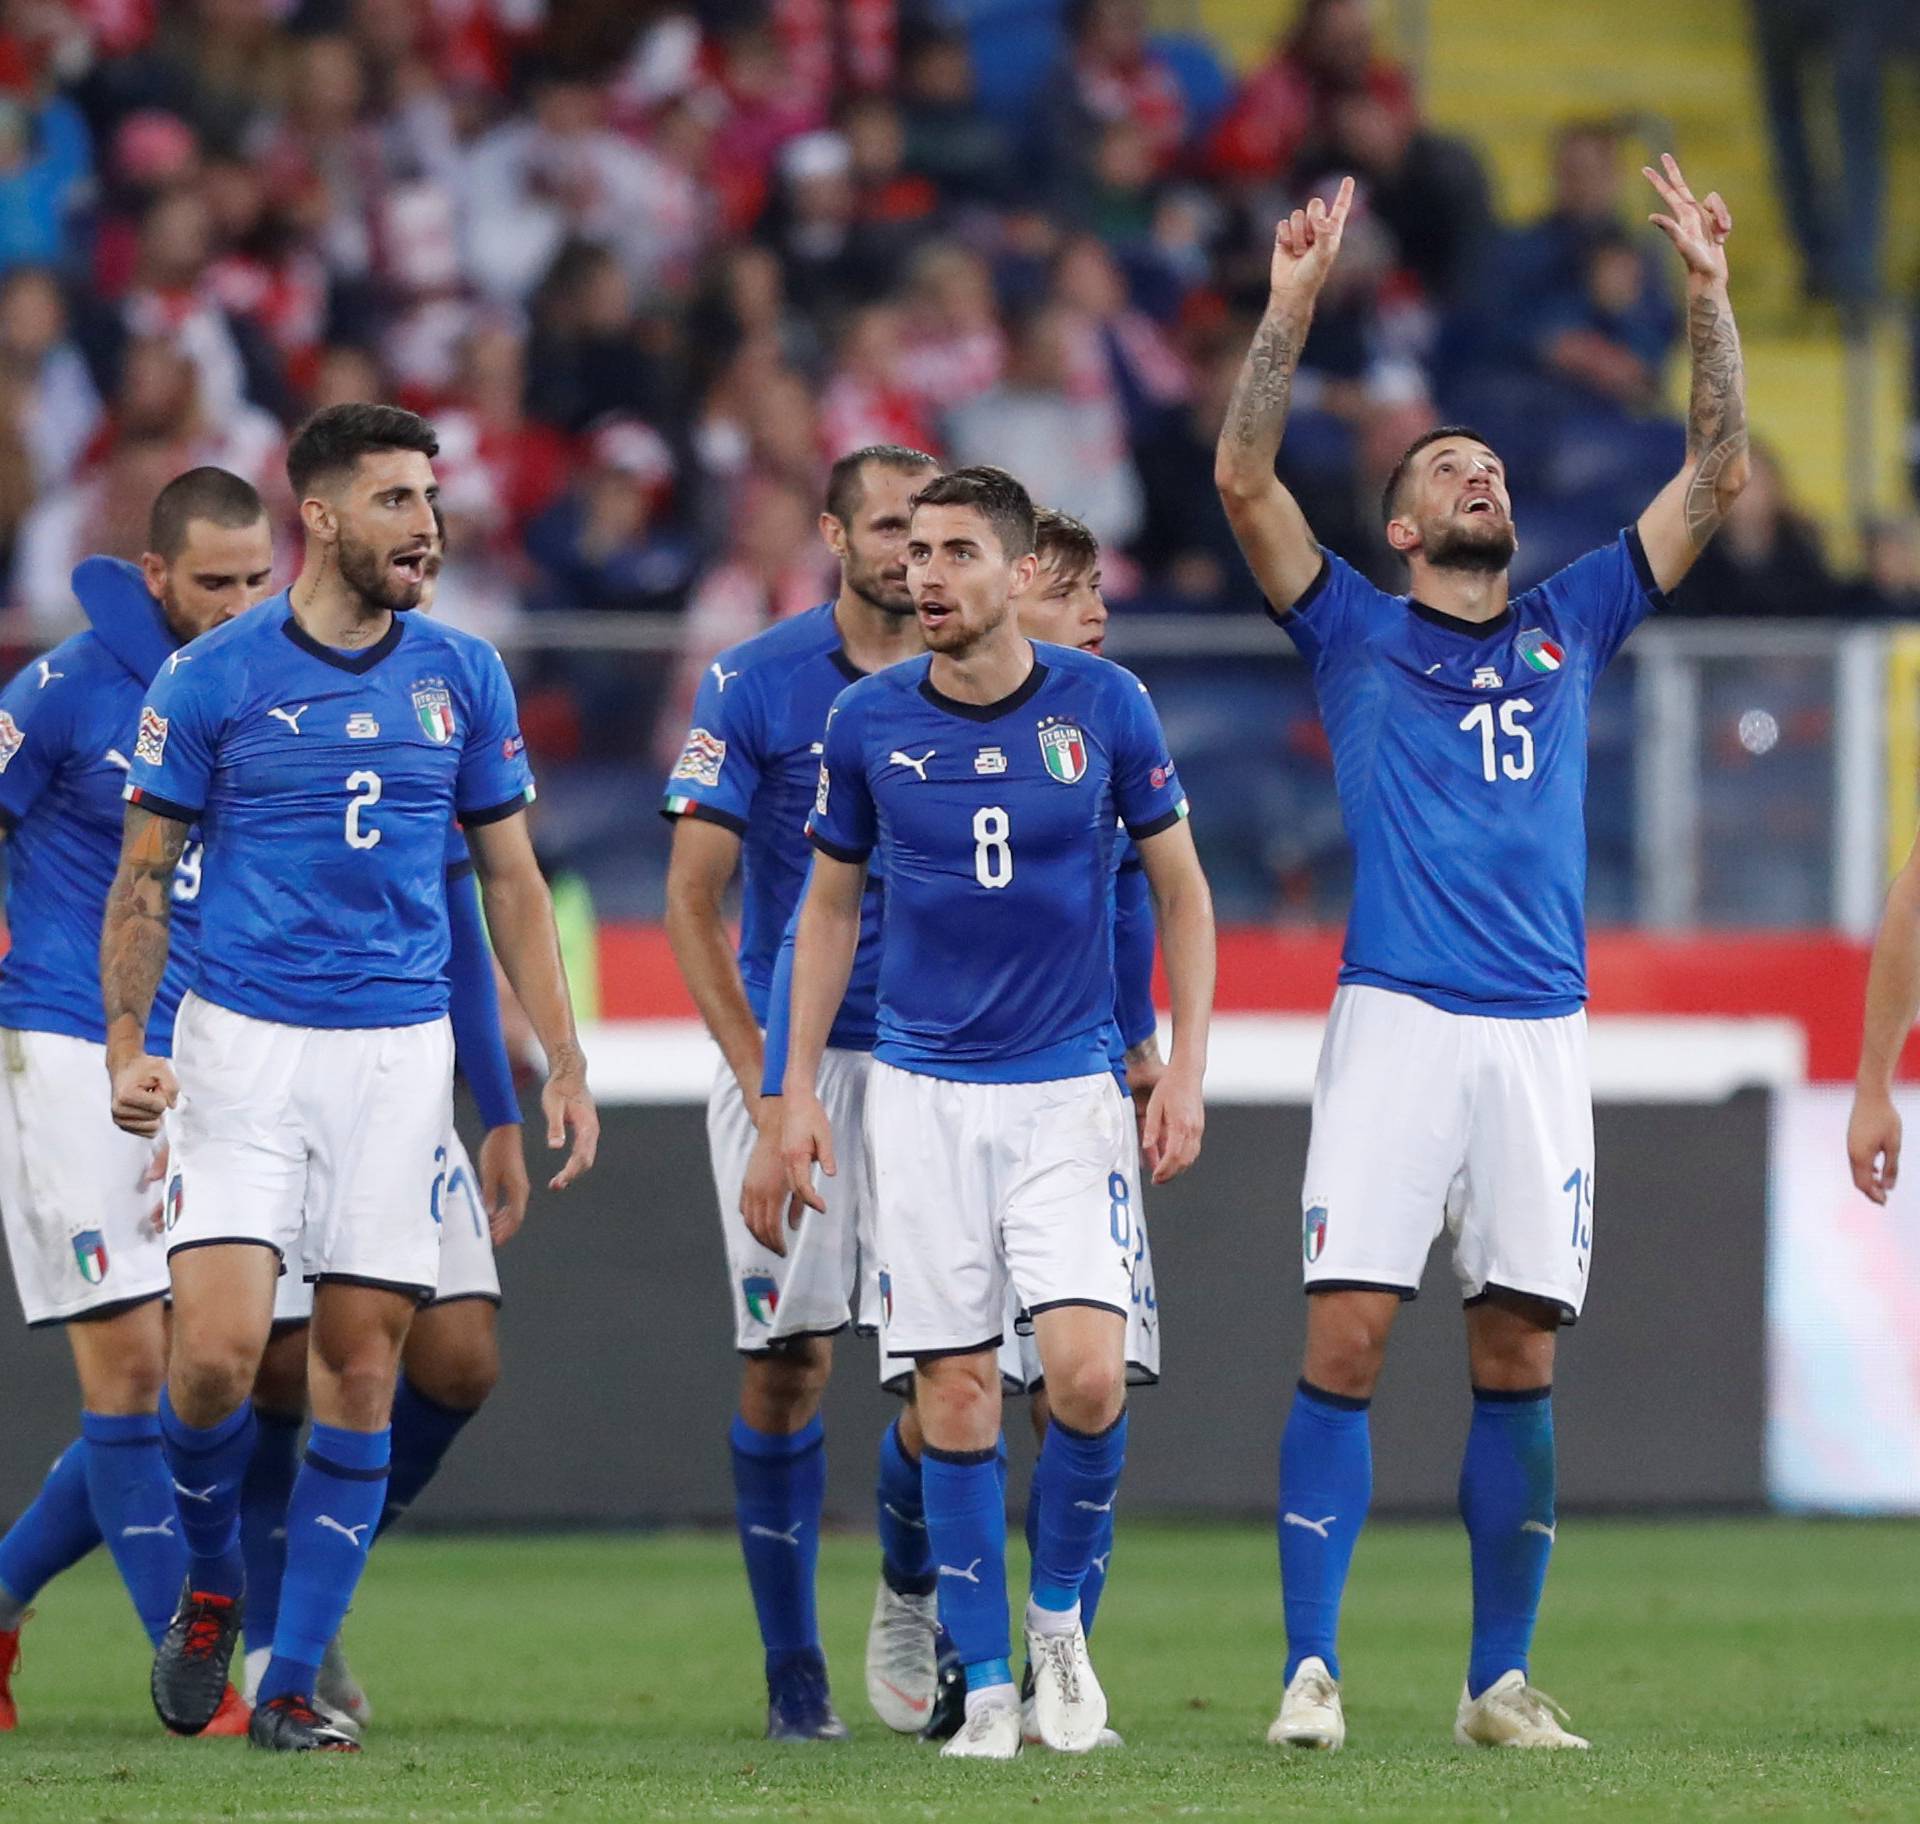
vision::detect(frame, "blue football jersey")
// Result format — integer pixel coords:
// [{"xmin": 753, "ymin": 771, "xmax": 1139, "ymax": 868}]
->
[
  {"xmin": 125, "ymin": 592, "xmax": 533, "ymax": 1030},
  {"xmin": 1277, "ymin": 528, "xmax": 1665, "ymax": 1016},
  {"xmin": 0, "ymin": 558, "xmax": 202, "ymax": 1049},
  {"xmin": 660, "ymin": 603, "xmax": 882, "ymax": 1051},
  {"xmin": 808, "ymin": 645, "xmax": 1188, "ymax": 1083}
]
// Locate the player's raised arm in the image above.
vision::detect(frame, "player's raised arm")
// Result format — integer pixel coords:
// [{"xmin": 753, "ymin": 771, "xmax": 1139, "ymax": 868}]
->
[
  {"xmin": 1133, "ymin": 820, "xmax": 1215, "ymax": 1184},
  {"xmin": 1848, "ymin": 832, "xmax": 1920, "ymax": 1203},
  {"xmin": 1635, "ymin": 154, "xmax": 1750, "ymax": 593},
  {"xmin": 780, "ymin": 851, "xmax": 866, "ymax": 1215},
  {"xmin": 465, "ymin": 811, "xmax": 598, "ymax": 1190},
  {"xmin": 100, "ymin": 804, "xmax": 189, "ymax": 1135},
  {"xmin": 1215, "ymin": 175, "xmax": 1355, "ymax": 613}
]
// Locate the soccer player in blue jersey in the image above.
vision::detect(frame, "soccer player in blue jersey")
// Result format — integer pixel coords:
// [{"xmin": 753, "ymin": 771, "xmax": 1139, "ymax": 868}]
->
[
  {"xmin": 98, "ymin": 403, "xmax": 597, "ymax": 1752},
  {"xmin": 662, "ymin": 444, "xmax": 941, "ymax": 1741},
  {"xmin": 1213, "ymin": 160, "xmax": 1748, "ymax": 1752},
  {"xmin": 0, "ymin": 469, "xmax": 275, "ymax": 1734},
  {"xmin": 782, "ymin": 466, "xmax": 1215, "ymax": 1759}
]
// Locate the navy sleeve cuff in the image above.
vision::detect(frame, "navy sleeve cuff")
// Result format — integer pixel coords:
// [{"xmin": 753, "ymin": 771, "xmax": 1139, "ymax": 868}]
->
[
  {"xmin": 1126, "ymin": 806, "xmax": 1187, "ymax": 841},
  {"xmin": 1263, "ymin": 552, "xmax": 1332, "ymax": 627},
  {"xmin": 1623, "ymin": 525, "xmax": 1671, "ymax": 612},
  {"xmin": 123, "ymin": 785, "xmax": 200, "ymax": 823},
  {"xmin": 460, "ymin": 789, "xmax": 533, "ymax": 828},
  {"xmin": 660, "ymin": 798, "xmax": 749, "ymax": 836},
  {"xmin": 809, "ymin": 831, "xmax": 871, "ymax": 865}
]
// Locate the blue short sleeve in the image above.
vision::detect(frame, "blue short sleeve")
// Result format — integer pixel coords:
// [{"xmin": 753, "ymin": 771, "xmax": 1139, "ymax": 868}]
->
[
  {"xmin": 1270, "ymin": 549, "xmax": 1392, "ymax": 669},
  {"xmin": 662, "ymin": 653, "xmax": 765, "ymax": 835},
  {"xmin": 1111, "ymin": 849, "xmax": 1158, "ymax": 1052},
  {"xmin": 0, "ymin": 659, "xmax": 76, "ymax": 828},
  {"xmin": 806, "ymin": 691, "xmax": 876, "ymax": 863},
  {"xmin": 455, "ymin": 643, "xmax": 535, "ymax": 825},
  {"xmin": 1107, "ymin": 670, "xmax": 1189, "ymax": 840},
  {"xmin": 1544, "ymin": 528, "xmax": 1668, "ymax": 670},
  {"xmin": 124, "ymin": 652, "xmax": 219, "ymax": 822}
]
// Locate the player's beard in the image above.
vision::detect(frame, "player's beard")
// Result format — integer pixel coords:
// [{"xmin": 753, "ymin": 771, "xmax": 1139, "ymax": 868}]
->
[
  {"xmin": 1421, "ymin": 514, "xmax": 1517, "ymax": 575},
  {"xmin": 844, "ymin": 547, "xmax": 916, "ymax": 618},
  {"xmin": 338, "ymin": 531, "xmax": 427, "ymax": 614}
]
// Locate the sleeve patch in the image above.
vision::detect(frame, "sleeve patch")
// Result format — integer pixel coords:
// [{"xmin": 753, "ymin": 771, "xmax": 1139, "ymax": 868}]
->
[
  {"xmin": 670, "ymin": 727, "xmax": 727, "ymax": 789},
  {"xmin": 812, "ymin": 760, "xmax": 830, "ymax": 819},
  {"xmin": 135, "ymin": 707, "xmax": 168, "ymax": 767},
  {"xmin": 0, "ymin": 710, "xmax": 22, "ymax": 773}
]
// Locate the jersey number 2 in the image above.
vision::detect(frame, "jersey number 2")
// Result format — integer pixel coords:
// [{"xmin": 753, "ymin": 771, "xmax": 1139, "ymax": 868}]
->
[
  {"xmin": 1460, "ymin": 699, "xmax": 1535, "ymax": 782},
  {"xmin": 344, "ymin": 770, "xmax": 382, "ymax": 849},
  {"xmin": 973, "ymin": 805, "xmax": 1012, "ymax": 889}
]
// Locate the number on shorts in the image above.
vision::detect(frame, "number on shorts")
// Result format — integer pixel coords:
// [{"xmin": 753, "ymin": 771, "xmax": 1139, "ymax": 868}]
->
[
  {"xmin": 344, "ymin": 770, "xmax": 382, "ymax": 850},
  {"xmin": 1108, "ymin": 1170, "xmax": 1131, "ymax": 1248},
  {"xmin": 1460, "ymin": 698, "xmax": 1536, "ymax": 782},
  {"xmin": 172, "ymin": 840, "xmax": 203, "ymax": 903},
  {"xmin": 973, "ymin": 805, "xmax": 1012, "ymax": 888},
  {"xmin": 430, "ymin": 1143, "xmax": 447, "ymax": 1226},
  {"xmin": 1563, "ymin": 1166, "xmax": 1592, "ymax": 1252}
]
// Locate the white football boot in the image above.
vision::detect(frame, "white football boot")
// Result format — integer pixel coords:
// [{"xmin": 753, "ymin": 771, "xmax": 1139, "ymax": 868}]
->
[
  {"xmin": 864, "ymin": 1578, "xmax": 939, "ymax": 1732},
  {"xmin": 1453, "ymin": 1671, "xmax": 1589, "ymax": 1749},
  {"xmin": 1023, "ymin": 1610, "xmax": 1108, "ymax": 1753},
  {"xmin": 314, "ymin": 1633, "xmax": 371, "ymax": 1738},
  {"xmin": 1266, "ymin": 1655, "xmax": 1346, "ymax": 1751},
  {"xmin": 1022, "ymin": 1690, "xmax": 1124, "ymax": 1749},
  {"xmin": 941, "ymin": 1692, "xmax": 1022, "ymax": 1760}
]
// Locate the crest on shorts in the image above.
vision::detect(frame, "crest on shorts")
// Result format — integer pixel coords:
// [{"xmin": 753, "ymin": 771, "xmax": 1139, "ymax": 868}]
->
[
  {"xmin": 0, "ymin": 710, "xmax": 22, "ymax": 773},
  {"xmin": 1037, "ymin": 720, "xmax": 1088, "ymax": 785},
  {"xmin": 743, "ymin": 1273, "xmax": 780, "ymax": 1324},
  {"xmin": 164, "ymin": 1175, "xmax": 184, "ymax": 1232},
  {"xmin": 1303, "ymin": 1204, "xmax": 1328, "ymax": 1266},
  {"xmin": 71, "ymin": 1228, "xmax": 108, "ymax": 1284},
  {"xmin": 413, "ymin": 685, "xmax": 455, "ymax": 745}
]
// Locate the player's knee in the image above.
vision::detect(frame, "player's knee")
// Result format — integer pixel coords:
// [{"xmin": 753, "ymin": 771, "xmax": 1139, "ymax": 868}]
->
[
  {"xmin": 1303, "ymin": 1307, "xmax": 1392, "ymax": 1400},
  {"xmin": 169, "ymin": 1346, "xmax": 258, "ymax": 1426},
  {"xmin": 741, "ymin": 1341, "xmax": 829, "ymax": 1431},
  {"xmin": 79, "ymin": 1344, "xmax": 167, "ymax": 1414},
  {"xmin": 915, "ymin": 1357, "xmax": 1001, "ymax": 1451},
  {"xmin": 1044, "ymin": 1357, "xmax": 1124, "ymax": 1436},
  {"xmin": 409, "ymin": 1338, "xmax": 499, "ymax": 1414}
]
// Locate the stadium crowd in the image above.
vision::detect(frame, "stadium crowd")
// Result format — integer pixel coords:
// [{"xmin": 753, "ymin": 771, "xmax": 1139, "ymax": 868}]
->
[{"xmin": 0, "ymin": 0, "xmax": 1915, "ymax": 777}]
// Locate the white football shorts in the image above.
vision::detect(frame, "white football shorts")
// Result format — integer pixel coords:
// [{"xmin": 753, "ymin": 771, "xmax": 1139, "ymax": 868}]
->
[
  {"xmin": 710, "ymin": 1045, "xmax": 876, "ymax": 1352},
  {"xmin": 1300, "ymin": 984, "xmax": 1595, "ymax": 1321},
  {"xmin": 0, "ymin": 1027, "xmax": 169, "ymax": 1326},
  {"xmin": 869, "ymin": 1063, "xmax": 1136, "ymax": 1363},
  {"xmin": 164, "ymin": 992, "xmax": 453, "ymax": 1303}
]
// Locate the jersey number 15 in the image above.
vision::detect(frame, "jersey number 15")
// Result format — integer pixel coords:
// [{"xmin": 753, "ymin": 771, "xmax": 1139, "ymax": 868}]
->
[{"xmin": 1459, "ymin": 699, "xmax": 1535, "ymax": 783}]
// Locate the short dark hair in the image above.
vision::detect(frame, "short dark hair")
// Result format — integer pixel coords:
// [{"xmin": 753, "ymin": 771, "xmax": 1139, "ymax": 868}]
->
[
  {"xmin": 287, "ymin": 402, "xmax": 439, "ymax": 499},
  {"xmin": 910, "ymin": 464, "xmax": 1035, "ymax": 558},
  {"xmin": 147, "ymin": 466, "xmax": 266, "ymax": 559},
  {"xmin": 1380, "ymin": 424, "xmax": 1494, "ymax": 525},
  {"xmin": 1033, "ymin": 506, "xmax": 1098, "ymax": 578},
  {"xmin": 825, "ymin": 444, "xmax": 939, "ymax": 526}
]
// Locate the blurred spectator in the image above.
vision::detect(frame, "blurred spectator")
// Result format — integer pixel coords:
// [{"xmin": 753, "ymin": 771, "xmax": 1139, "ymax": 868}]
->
[
  {"xmin": 1672, "ymin": 444, "xmax": 1836, "ymax": 618},
  {"xmin": 13, "ymin": 434, "xmax": 189, "ymax": 626},
  {"xmin": 526, "ymin": 239, "xmax": 679, "ymax": 434},
  {"xmin": 946, "ymin": 301, "xmax": 1143, "ymax": 550},
  {"xmin": 304, "ymin": 341, "xmax": 387, "ymax": 413},
  {"xmin": 1839, "ymin": 516, "xmax": 1920, "ymax": 618},
  {"xmin": 1052, "ymin": 0, "xmax": 1187, "ymax": 187},
  {"xmin": 761, "ymin": 129, "xmax": 897, "ymax": 320},
  {"xmin": 818, "ymin": 303, "xmax": 940, "ymax": 463},
  {"xmin": 898, "ymin": 28, "xmax": 1016, "ymax": 208},
  {"xmin": 435, "ymin": 319, "xmax": 572, "ymax": 541},
  {"xmin": 895, "ymin": 241, "xmax": 1005, "ymax": 411},
  {"xmin": 1208, "ymin": 0, "xmax": 1415, "ymax": 185},
  {"xmin": 0, "ymin": 45, "xmax": 94, "ymax": 274},
  {"xmin": 201, "ymin": 151, "xmax": 330, "ymax": 394},
  {"xmin": 0, "ymin": 267, "xmax": 102, "ymax": 489},
  {"xmin": 683, "ymin": 241, "xmax": 819, "ymax": 395},
  {"xmin": 1049, "ymin": 233, "xmax": 1189, "ymax": 446},
  {"xmin": 842, "ymin": 93, "xmax": 939, "ymax": 270}
]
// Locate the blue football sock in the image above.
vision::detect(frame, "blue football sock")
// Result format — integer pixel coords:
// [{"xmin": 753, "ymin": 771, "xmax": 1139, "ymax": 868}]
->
[
  {"xmin": 240, "ymin": 1408, "xmax": 303, "ymax": 1656},
  {"xmin": 1460, "ymin": 1385, "xmax": 1556, "ymax": 1699},
  {"xmin": 1278, "ymin": 1379, "xmax": 1372, "ymax": 1683},
  {"xmin": 875, "ymin": 1417, "xmax": 933, "ymax": 1596},
  {"xmin": 158, "ymin": 1390, "xmax": 255, "ymax": 1601},
  {"xmin": 921, "ymin": 1444, "xmax": 1009, "ymax": 1682},
  {"xmin": 729, "ymin": 1413, "xmax": 825, "ymax": 1679},
  {"xmin": 1080, "ymin": 1500, "xmax": 1114, "ymax": 1637},
  {"xmin": 0, "ymin": 1440, "xmax": 100, "ymax": 1626},
  {"xmin": 259, "ymin": 1423, "xmax": 389, "ymax": 1705},
  {"xmin": 1030, "ymin": 1410, "xmax": 1127, "ymax": 1614},
  {"xmin": 81, "ymin": 1411, "xmax": 187, "ymax": 1648},
  {"xmin": 378, "ymin": 1375, "xmax": 478, "ymax": 1540},
  {"xmin": 1022, "ymin": 1431, "xmax": 1042, "ymax": 1568}
]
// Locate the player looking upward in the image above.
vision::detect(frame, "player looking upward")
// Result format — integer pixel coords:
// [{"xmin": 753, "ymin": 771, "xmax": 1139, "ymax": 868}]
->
[
  {"xmin": 1213, "ymin": 159, "xmax": 1747, "ymax": 1752},
  {"xmin": 0, "ymin": 471, "xmax": 274, "ymax": 1734},
  {"xmin": 661, "ymin": 445, "xmax": 941, "ymax": 1741},
  {"xmin": 101, "ymin": 403, "xmax": 596, "ymax": 1752},
  {"xmin": 782, "ymin": 465, "xmax": 1214, "ymax": 1759}
]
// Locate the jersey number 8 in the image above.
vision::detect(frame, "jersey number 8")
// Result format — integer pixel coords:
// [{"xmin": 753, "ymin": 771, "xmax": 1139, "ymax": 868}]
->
[
  {"xmin": 973, "ymin": 805, "xmax": 1012, "ymax": 889},
  {"xmin": 344, "ymin": 770, "xmax": 382, "ymax": 849}
]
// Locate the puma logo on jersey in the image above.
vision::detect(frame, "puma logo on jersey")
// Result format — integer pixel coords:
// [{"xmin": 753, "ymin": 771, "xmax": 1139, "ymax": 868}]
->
[
  {"xmin": 748, "ymin": 1523, "xmax": 803, "ymax": 1547},
  {"xmin": 938, "ymin": 1557, "xmax": 984, "ymax": 1584},
  {"xmin": 316, "ymin": 1515, "xmax": 370, "ymax": 1547},
  {"xmin": 889, "ymin": 748, "xmax": 935, "ymax": 781},
  {"xmin": 120, "ymin": 1516, "xmax": 175, "ymax": 1539},
  {"xmin": 268, "ymin": 705, "xmax": 309, "ymax": 735},
  {"xmin": 165, "ymin": 651, "xmax": 193, "ymax": 673},
  {"xmin": 36, "ymin": 660, "xmax": 63, "ymax": 688},
  {"xmin": 710, "ymin": 663, "xmax": 740, "ymax": 691},
  {"xmin": 1283, "ymin": 1512, "xmax": 1337, "ymax": 1539}
]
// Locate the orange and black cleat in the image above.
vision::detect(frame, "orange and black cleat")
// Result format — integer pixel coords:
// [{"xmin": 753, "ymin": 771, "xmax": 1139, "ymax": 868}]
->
[
  {"xmin": 0, "ymin": 1615, "xmax": 26, "ymax": 1730},
  {"xmin": 151, "ymin": 1586, "xmax": 244, "ymax": 1734},
  {"xmin": 248, "ymin": 1694, "xmax": 360, "ymax": 1752},
  {"xmin": 180, "ymin": 1683, "xmax": 251, "ymax": 1738}
]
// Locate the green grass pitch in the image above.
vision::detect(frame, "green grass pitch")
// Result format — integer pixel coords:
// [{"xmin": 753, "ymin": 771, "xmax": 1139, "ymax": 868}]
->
[{"xmin": 3, "ymin": 1519, "xmax": 1916, "ymax": 1821}]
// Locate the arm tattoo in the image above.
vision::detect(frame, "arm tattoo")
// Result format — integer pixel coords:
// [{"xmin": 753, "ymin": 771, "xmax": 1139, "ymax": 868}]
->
[
  {"xmin": 100, "ymin": 807, "xmax": 188, "ymax": 1040},
  {"xmin": 1683, "ymin": 288, "xmax": 1749, "ymax": 551},
  {"xmin": 1220, "ymin": 298, "xmax": 1309, "ymax": 470}
]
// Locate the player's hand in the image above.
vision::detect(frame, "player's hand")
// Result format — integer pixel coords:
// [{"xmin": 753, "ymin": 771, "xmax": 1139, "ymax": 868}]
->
[
  {"xmin": 1643, "ymin": 153, "xmax": 1731, "ymax": 286},
  {"xmin": 1847, "ymin": 1086, "xmax": 1902, "ymax": 1205},
  {"xmin": 1270, "ymin": 175, "xmax": 1355, "ymax": 302},
  {"xmin": 479, "ymin": 1124, "xmax": 530, "ymax": 1244},
  {"xmin": 1124, "ymin": 1040, "xmax": 1166, "ymax": 1151},
  {"xmin": 780, "ymin": 1090, "xmax": 836, "ymax": 1217},
  {"xmin": 1139, "ymin": 1062, "xmax": 1204, "ymax": 1185},
  {"xmin": 109, "ymin": 1052, "xmax": 177, "ymax": 1138},
  {"xmin": 741, "ymin": 1104, "xmax": 803, "ymax": 1254},
  {"xmin": 541, "ymin": 1064, "xmax": 599, "ymax": 1190}
]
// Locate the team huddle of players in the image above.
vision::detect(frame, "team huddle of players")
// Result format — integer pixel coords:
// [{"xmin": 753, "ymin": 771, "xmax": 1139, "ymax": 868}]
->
[{"xmin": 0, "ymin": 158, "xmax": 1752, "ymax": 1760}]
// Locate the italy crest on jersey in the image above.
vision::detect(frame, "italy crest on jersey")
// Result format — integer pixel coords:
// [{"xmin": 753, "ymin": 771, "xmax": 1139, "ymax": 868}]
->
[
  {"xmin": 1038, "ymin": 721, "xmax": 1088, "ymax": 784},
  {"xmin": 1517, "ymin": 629, "xmax": 1565, "ymax": 674},
  {"xmin": 413, "ymin": 685, "xmax": 456, "ymax": 744},
  {"xmin": 71, "ymin": 1228, "xmax": 108, "ymax": 1284}
]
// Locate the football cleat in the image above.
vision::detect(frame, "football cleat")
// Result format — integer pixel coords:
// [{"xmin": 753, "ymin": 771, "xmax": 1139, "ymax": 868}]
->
[
  {"xmin": 920, "ymin": 1627, "xmax": 965, "ymax": 1742},
  {"xmin": 248, "ymin": 1693, "xmax": 361, "ymax": 1752},
  {"xmin": 0, "ymin": 1613, "xmax": 26, "ymax": 1730},
  {"xmin": 316, "ymin": 1634, "xmax": 371, "ymax": 1737},
  {"xmin": 181, "ymin": 1683, "xmax": 251, "ymax": 1738},
  {"xmin": 865, "ymin": 1579, "xmax": 939, "ymax": 1732},
  {"xmin": 1023, "ymin": 1612, "xmax": 1107, "ymax": 1753},
  {"xmin": 1453, "ymin": 1671, "xmax": 1589, "ymax": 1749},
  {"xmin": 1267, "ymin": 1655, "xmax": 1346, "ymax": 1751},
  {"xmin": 940, "ymin": 1694, "xmax": 1021, "ymax": 1760},
  {"xmin": 151, "ymin": 1587, "xmax": 244, "ymax": 1735},
  {"xmin": 766, "ymin": 1651, "xmax": 850, "ymax": 1742}
]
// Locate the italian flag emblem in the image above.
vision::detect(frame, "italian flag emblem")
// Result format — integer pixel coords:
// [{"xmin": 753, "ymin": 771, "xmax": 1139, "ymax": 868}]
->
[
  {"xmin": 1518, "ymin": 629, "xmax": 1565, "ymax": 674},
  {"xmin": 71, "ymin": 1229, "xmax": 108, "ymax": 1285}
]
